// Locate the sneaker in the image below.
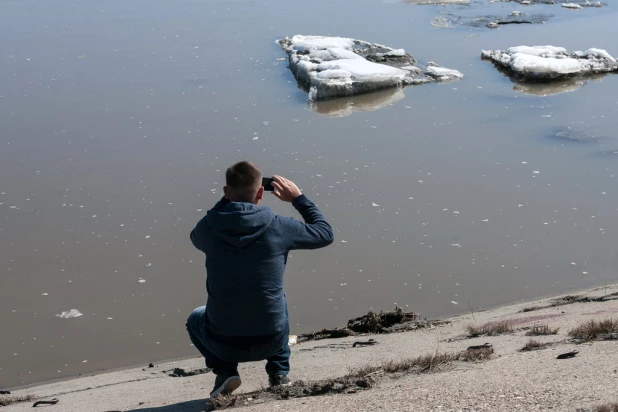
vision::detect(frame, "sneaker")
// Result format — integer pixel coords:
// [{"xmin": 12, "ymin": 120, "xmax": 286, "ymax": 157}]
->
[
  {"xmin": 209, "ymin": 371, "xmax": 241, "ymax": 398},
  {"xmin": 268, "ymin": 374, "xmax": 291, "ymax": 388}
]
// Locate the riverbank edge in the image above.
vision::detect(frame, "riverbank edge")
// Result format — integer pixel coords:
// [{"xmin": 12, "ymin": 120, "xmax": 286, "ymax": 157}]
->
[
  {"xmin": 3, "ymin": 282, "xmax": 618, "ymax": 412},
  {"xmin": 5, "ymin": 281, "xmax": 617, "ymax": 392}
]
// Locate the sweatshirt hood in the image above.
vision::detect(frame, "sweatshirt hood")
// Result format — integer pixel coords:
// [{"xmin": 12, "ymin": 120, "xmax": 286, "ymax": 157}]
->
[{"xmin": 207, "ymin": 202, "xmax": 275, "ymax": 248}]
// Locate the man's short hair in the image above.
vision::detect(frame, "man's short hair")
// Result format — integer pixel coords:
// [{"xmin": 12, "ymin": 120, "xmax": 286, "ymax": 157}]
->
[{"xmin": 225, "ymin": 161, "xmax": 262, "ymax": 202}]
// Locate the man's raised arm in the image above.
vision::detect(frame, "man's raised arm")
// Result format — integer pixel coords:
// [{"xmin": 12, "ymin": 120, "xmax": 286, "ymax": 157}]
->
[{"xmin": 271, "ymin": 175, "xmax": 334, "ymax": 250}]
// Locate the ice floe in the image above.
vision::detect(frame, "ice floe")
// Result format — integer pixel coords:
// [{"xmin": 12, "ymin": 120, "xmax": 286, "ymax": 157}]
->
[
  {"xmin": 56, "ymin": 309, "xmax": 83, "ymax": 319},
  {"xmin": 279, "ymin": 35, "xmax": 463, "ymax": 101},
  {"xmin": 482, "ymin": 46, "xmax": 618, "ymax": 81}
]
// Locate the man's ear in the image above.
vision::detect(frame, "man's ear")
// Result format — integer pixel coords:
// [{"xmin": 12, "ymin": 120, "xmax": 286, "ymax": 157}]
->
[
  {"xmin": 255, "ymin": 186, "xmax": 264, "ymax": 201},
  {"xmin": 223, "ymin": 186, "xmax": 230, "ymax": 199}
]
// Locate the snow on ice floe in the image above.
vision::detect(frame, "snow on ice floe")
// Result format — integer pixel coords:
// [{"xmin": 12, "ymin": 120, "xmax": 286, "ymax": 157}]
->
[
  {"xmin": 279, "ymin": 35, "xmax": 463, "ymax": 101},
  {"xmin": 482, "ymin": 46, "xmax": 618, "ymax": 81},
  {"xmin": 56, "ymin": 309, "xmax": 83, "ymax": 319}
]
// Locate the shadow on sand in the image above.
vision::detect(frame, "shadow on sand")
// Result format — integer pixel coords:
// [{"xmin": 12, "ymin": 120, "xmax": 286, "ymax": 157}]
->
[{"xmin": 125, "ymin": 399, "xmax": 205, "ymax": 412}]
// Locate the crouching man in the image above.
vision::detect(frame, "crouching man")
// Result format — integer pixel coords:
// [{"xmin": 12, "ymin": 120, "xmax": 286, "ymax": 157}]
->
[{"xmin": 187, "ymin": 161, "xmax": 334, "ymax": 399}]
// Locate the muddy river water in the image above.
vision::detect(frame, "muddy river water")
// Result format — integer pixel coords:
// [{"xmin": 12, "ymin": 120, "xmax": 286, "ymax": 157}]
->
[{"xmin": 1, "ymin": 0, "xmax": 617, "ymax": 388}]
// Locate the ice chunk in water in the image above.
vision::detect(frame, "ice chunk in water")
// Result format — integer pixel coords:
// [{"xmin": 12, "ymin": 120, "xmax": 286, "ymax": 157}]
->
[
  {"xmin": 425, "ymin": 65, "xmax": 464, "ymax": 80},
  {"xmin": 482, "ymin": 46, "xmax": 618, "ymax": 81},
  {"xmin": 56, "ymin": 309, "xmax": 83, "ymax": 319},
  {"xmin": 279, "ymin": 35, "xmax": 463, "ymax": 101}
]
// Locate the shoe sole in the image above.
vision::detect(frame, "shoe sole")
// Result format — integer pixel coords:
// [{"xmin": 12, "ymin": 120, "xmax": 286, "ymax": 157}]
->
[{"xmin": 210, "ymin": 376, "xmax": 241, "ymax": 398}]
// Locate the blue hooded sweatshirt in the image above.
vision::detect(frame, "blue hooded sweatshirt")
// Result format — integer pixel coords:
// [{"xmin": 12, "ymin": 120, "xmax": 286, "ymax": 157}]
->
[{"xmin": 190, "ymin": 194, "xmax": 334, "ymax": 347}]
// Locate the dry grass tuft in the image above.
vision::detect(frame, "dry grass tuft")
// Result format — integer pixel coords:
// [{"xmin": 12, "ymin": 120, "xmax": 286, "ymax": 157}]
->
[
  {"xmin": 348, "ymin": 364, "xmax": 383, "ymax": 378},
  {"xmin": 208, "ymin": 348, "xmax": 494, "ymax": 410},
  {"xmin": 460, "ymin": 347, "xmax": 494, "ymax": 361},
  {"xmin": 208, "ymin": 394, "xmax": 239, "ymax": 409},
  {"xmin": 525, "ymin": 324, "xmax": 559, "ymax": 336},
  {"xmin": 467, "ymin": 320, "xmax": 514, "ymax": 337},
  {"xmin": 568, "ymin": 318, "xmax": 618, "ymax": 340},
  {"xmin": 381, "ymin": 352, "xmax": 460, "ymax": 374},
  {"xmin": 595, "ymin": 403, "xmax": 618, "ymax": 412},
  {"xmin": 0, "ymin": 394, "xmax": 35, "ymax": 407},
  {"xmin": 519, "ymin": 338, "xmax": 549, "ymax": 352},
  {"xmin": 350, "ymin": 348, "xmax": 493, "ymax": 379}
]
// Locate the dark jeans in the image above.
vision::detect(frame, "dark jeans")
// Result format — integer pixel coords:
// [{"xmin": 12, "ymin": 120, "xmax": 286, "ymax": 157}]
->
[{"xmin": 186, "ymin": 306, "xmax": 290, "ymax": 377}]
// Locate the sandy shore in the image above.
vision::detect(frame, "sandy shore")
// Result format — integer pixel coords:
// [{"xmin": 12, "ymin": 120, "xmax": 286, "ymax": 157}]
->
[{"xmin": 2, "ymin": 285, "xmax": 618, "ymax": 412}]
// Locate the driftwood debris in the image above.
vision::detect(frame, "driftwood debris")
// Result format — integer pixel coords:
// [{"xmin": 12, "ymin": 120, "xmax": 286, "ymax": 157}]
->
[{"xmin": 298, "ymin": 307, "xmax": 449, "ymax": 343}]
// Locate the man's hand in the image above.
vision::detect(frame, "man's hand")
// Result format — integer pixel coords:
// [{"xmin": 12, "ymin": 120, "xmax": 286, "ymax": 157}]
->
[{"xmin": 271, "ymin": 175, "xmax": 302, "ymax": 202}]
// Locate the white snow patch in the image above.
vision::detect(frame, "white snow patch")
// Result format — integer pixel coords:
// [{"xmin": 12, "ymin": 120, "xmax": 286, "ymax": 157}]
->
[
  {"xmin": 316, "ymin": 59, "xmax": 406, "ymax": 82},
  {"xmin": 577, "ymin": 48, "xmax": 617, "ymax": 63},
  {"xmin": 507, "ymin": 45, "xmax": 568, "ymax": 57},
  {"xmin": 562, "ymin": 3, "xmax": 582, "ymax": 9},
  {"xmin": 290, "ymin": 36, "xmax": 355, "ymax": 52},
  {"xmin": 512, "ymin": 54, "xmax": 581, "ymax": 76}
]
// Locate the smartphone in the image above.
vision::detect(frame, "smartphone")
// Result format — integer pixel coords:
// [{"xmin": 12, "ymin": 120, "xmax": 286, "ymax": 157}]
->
[{"xmin": 262, "ymin": 177, "xmax": 275, "ymax": 191}]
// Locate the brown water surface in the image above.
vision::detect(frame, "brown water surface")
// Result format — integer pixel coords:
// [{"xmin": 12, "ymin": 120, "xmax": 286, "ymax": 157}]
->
[{"xmin": 1, "ymin": 0, "xmax": 618, "ymax": 388}]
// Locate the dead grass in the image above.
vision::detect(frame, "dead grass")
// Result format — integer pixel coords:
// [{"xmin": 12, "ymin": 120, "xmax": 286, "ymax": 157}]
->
[
  {"xmin": 349, "ymin": 364, "xmax": 383, "ymax": 378},
  {"xmin": 351, "ymin": 347, "xmax": 493, "ymax": 378},
  {"xmin": 0, "ymin": 394, "xmax": 35, "ymax": 407},
  {"xmin": 568, "ymin": 318, "xmax": 618, "ymax": 340},
  {"xmin": 594, "ymin": 403, "xmax": 618, "ymax": 412},
  {"xmin": 525, "ymin": 324, "xmax": 559, "ymax": 336},
  {"xmin": 209, "ymin": 348, "xmax": 493, "ymax": 410},
  {"xmin": 460, "ymin": 347, "xmax": 494, "ymax": 361},
  {"xmin": 209, "ymin": 394, "xmax": 239, "ymax": 409},
  {"xmin": 519, "ymin": 338, "xmax": 549, "ymax": 352},
  {"xmin": 467, "ymin": 320, "xmax": 514, "ymax": 337},
  {"xmin": 379, "ymin": 352, "xmax": 460, "ymax": 374}
]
